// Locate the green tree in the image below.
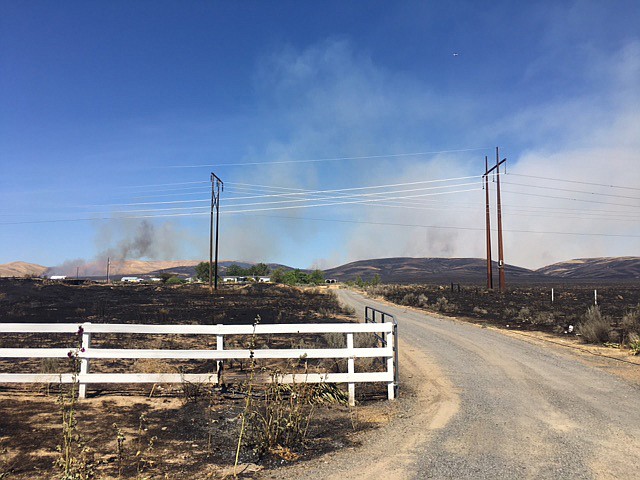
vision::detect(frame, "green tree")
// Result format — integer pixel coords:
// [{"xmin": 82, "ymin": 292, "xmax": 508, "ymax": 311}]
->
[
  {"xmin": 226, "ymin": 264, "xmax": 247, "ymax": 276},
  {"xmin": 166, "ymin": 276, "xmax": 185, "ymax": 285},
  {"xmin": 248, "ymin": 263, "xmax": 270, "ymax": 276},
  {"xmin": 195, "ymin": 262, "xmax": 211, "ymax": 282},
  {"xmin": 309, "ymin": 269, "xmax": 325, "ymax": 285},
  {"xmin": 271, "ymin": 268, "xmax": 285, "ymax": 283},
  {"xmin": 159, "ymin": 272, "xmax": 174, "ymax": 283}
]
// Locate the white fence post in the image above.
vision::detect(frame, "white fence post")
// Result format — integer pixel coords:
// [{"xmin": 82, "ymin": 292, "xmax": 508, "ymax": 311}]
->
[
  {"xmin": 78, "ymin": 323, "xmax": 91, "ymax": 399},
  {"xmin": 347, "ymin": 333, "xmax": 355, "ymax": 406},
  {"xmin": 387, "ymin": 323, "xmax": 396, "ymax": 400},
  {"xmin": 216, "ymin": 324, "xmax": 223, "ymax": 383}
]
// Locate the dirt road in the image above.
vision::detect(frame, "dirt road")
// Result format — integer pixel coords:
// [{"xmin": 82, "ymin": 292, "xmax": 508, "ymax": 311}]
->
[{"xmin": 270, "ymin": 289, "xmax": 640, "ymax": 479}]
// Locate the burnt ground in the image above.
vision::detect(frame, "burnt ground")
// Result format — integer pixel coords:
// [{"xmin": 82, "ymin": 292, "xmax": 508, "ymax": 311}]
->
[
  {"xmin": 367, "ymin": 283, "xmax": 640, "ymax": 342},
  {"xmin": 0, "ymin": 279, "xmax": 386, "ymax": 479}
]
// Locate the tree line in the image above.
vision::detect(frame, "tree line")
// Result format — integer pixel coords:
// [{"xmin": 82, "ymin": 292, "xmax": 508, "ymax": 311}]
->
[{"xmin": 195, "ymin": 262, "xmax": 325, "ymax": 286}]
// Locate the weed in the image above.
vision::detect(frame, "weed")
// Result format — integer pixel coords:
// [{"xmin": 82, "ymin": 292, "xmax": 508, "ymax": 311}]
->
[
  {"xmin": 577, "ymin": 306, "xmax": 612, "ymax": 344},
  {"xmin": 234, "ymin": 315, "xmax": 260, "ymax": 475},
  {"xmin": 111, "ymin": 414, "xmax": 157, "ymax": 477},
  {"xmin": 630, "ymin": 339, "xmax": 640, "ymax": 355},
  {"xmin": 54, "ymin": 327, "xmax": 94, "ymax": 480},
  {"xmin": 245, "ymin": 376, "xmax": 348, "ymax": 459},
  {"xmin": 135, "ymin": 414, "xmax": 157, "ymax": 474},
  {"xmin": 179, "ymin": 376, "xmax": 208, "ymax": 404},
  {"xmin": 113, "ymin": 423, "xmax": 126, "ymax": 477}
]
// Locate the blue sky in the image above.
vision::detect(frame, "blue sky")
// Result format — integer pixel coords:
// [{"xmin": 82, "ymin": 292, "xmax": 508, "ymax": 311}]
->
[{"xmin": 1, "ymin": 1, "xmax": 639, "ymax": 271}]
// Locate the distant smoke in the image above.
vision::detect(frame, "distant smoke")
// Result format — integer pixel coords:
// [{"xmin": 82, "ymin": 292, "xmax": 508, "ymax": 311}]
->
[
  {"xmin": 49, "ymin": 219, "xmax": 192, "ymax": 276},
  {"xmin": 101, "ymin": 220, "xmax": 154, "ymax": 262}
]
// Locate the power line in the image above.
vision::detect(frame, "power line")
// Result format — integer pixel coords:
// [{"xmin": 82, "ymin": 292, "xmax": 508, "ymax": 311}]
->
[
  {"xmin": 83, "ymin": 177, "xmax": 482, "ymax": 208},
  {"xmin": 163, "ymin": 147, "xmax": 491, "ymax": 168},
  {"xmin": 501, "ymin": 180, "xmax": 640, "ymax": 201},
  {"xmin": 508, "ymin": 173, "xmax": 640, "ymax": 192},
  {"xmin": 501, "ymin": 189, "xmax": 640, "ymax": 209}
]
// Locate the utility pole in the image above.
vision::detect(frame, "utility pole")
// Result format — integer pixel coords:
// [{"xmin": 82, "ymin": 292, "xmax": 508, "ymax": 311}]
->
[
  {"xmin": 209, "ymin": 173, "xmax": 224, "ymax": 292},
  {"xmin": 76, "ymin": 266, "xmax": 79, "ymax": 280},
  {"xmin": 483, "ymin": 148, "xmax": 507, "ymax": 292},
  {"xmin": 495, "ymin": 147, "xmax": 506, "ymax": 292},
  {"xmin": 483, "ymin": 156, "xmax": 493, "ymax": 290},
  {"xmin": 106, "ymin": 257, "xmax": 110, "ymax": 284}
]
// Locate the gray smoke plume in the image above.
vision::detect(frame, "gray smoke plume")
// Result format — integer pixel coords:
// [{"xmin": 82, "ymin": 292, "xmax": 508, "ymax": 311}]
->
[
  {"xmin": 49, "ymin": 219, "xmax": 191, "ymax": 276},
  {"xmin": 101, "ymin": 220, "xmax": 155, "ymax": 262}
]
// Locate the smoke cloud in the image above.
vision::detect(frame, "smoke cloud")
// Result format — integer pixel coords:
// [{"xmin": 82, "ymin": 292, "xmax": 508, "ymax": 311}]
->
[
  {"xmin": 49, "ymin": 219, "xmax": 194, "ymax": 276},
  {"xmin": 240, "ymin": 37, "xmax": 640, "ymax": 270}
]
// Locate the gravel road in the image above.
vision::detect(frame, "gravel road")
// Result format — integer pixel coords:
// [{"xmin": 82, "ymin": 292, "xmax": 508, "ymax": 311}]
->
[{"xmin": 267, "ymin": 289, "xmax": 640, "ymax": 480}]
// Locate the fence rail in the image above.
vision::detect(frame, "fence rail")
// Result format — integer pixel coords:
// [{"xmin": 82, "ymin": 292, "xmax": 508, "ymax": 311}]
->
[{"xmin": 0, "ymin": 320, "xmax": 397, "ymax": 405}]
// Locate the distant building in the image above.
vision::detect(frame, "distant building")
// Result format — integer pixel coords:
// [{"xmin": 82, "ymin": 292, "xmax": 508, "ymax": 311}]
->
[
  {"xmin": 257, "ymin": 277, "xmax": 271, "ymax": 283},
  {"xmin": 50, "ymin": 275, "xmax": 67, "ymax": 280},
  {"xmin": 223, "ymin": 276, "xmax": 250, "ymax": 283},
  {"xmin": 121, "ymin": 277, "xmax": 143, "ymax": 283}
]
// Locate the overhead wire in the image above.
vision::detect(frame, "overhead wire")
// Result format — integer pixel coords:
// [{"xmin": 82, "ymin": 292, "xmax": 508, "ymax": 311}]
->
[
  {"xmin": 507, "ymin": 173, "xmax": 640, "ymax": 192},
  {"xmin": 163, "ymin": 147, "xmax": 491, "ymax": 168}
]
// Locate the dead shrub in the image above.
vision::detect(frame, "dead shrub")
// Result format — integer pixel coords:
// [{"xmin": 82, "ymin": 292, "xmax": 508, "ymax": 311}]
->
[
  {"xmin": 400, "ymin": 293, "xmax": 418, "ymax": 306},
  {"xmin": 577, "ymin": 306, "xmax": 612, "ymax": 344},
  {"xmin": 621, "ymin": 307, "xmax": 640, "ymax": 345},
  {"xmin": 516, "ymin": 307, "xmax": 532, "ymax": 323},
  {"xmin": 531, "ymin": 311, "xmax": 555, "ymax": 325},
  {"xmin": 432, "ymin": 297, "xmax": 457, "ymax": 313},
  {"xmin": 244, "ymin": 378, "xmax": 348, "ymax": 459}
]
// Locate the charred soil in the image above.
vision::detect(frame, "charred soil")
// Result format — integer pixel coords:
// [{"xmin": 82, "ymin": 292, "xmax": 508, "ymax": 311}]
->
[{"xmin": 0, "ymin": 280, "xmax": 386, "ymax": 479}]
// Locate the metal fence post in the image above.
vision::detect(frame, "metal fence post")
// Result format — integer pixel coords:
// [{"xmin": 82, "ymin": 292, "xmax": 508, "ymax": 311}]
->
[{"xmin": 79, "ymin": 323, "xmax": 91, "ymax": 399}]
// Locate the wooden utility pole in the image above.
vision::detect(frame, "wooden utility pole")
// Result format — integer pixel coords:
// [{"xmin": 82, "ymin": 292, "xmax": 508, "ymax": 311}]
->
[
  {"xmin": 495, "ymin": 147, "xmax": 506, "ymax": 292},
  {"xmin": 484, "ymin": 156, "xmax": 493, "ymax": 290},
  {"xmin": 209, "ymin": 173, "xmax": 224, "ymax": 292},
  {"xmin": 483, "ymin": 148, "xmax": 507, "ymax": 292},
  {"xmin": 106, "ymin": 257, "xmax": 110, "ymax": 284}
]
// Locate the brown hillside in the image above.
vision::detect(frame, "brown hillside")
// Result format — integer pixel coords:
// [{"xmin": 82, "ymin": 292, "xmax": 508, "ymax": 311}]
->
[
  {"xmin": 0, "ymin": 261, "xmax": 48, "ymax": 278},
  {"xmin": 536, "ymin": 257, "xmax": 640, "ymax": 279},
  {"xmin": 324, "ymin": 257, "xmax": 539, "ymax": 284}
]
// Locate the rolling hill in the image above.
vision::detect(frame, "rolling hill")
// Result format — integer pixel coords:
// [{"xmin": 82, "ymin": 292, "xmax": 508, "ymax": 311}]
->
[
  {"xmin": 323, "ymin": 257, "xmax": 541, "ymax": 284},
  {"xmin": 0, "ymin": 261, "xmax": 48, "ymax": 278},
  {"xmin": 535, "ymin": 257, "xmax": 640, "ymax": 280},
  {"xmin": 3, "ymin": 257, "xmax": 639, "ymax": 283}
]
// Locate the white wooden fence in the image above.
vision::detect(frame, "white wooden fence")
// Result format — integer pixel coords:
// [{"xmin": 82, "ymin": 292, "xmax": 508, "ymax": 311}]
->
[{"xmin": 0, "ymin": 322, "xmax": 398, "ymax": 405}]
